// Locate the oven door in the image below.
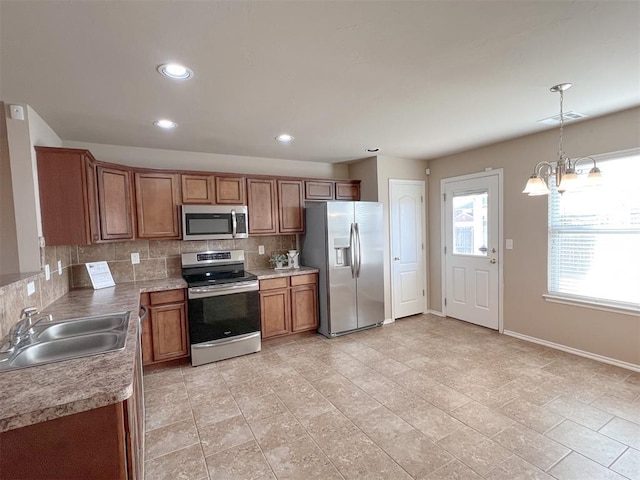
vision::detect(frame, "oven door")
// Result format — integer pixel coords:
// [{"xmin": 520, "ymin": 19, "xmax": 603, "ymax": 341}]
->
[{"xmin": 187, "ymin": 281, "xmax": 261, "ymax": 365}]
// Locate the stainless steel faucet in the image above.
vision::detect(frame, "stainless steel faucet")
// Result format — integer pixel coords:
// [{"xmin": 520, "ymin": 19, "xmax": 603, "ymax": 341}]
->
[{"xmin": 8, "ymin": 307, "xmax": 50, "ymax": 348}]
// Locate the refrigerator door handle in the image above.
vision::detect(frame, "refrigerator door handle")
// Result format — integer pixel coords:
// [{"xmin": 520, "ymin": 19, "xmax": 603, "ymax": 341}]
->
[
  {"xmin": 349, "ymin": 223, "xmax": 356, "ymax": 278},
  {"xmin": 355, "ymin": 223, "xmax": 362, "ymax": 277}
]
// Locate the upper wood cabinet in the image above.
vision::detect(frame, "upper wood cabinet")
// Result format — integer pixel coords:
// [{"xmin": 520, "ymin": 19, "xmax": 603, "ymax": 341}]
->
[
  {"xmin": 134, "ymin": 172, "xmax": 181, "ymax": 238},
  {"xmin": 305, "ymin": 180, "xmax": 335, "ymax": 201},
  {"xmin": 36, "ymin": 147, "xmax": 98, "ymax": 245},
  {"xmin": 181, "ymin": 174, "xmax": 214, "ymax": 204},
  {"xmin": 215, "ymin": 176, "xmax": 246, "ymax": 204},
  {"xmin": 96, "ymin": 165, "xmax": 135, "ymax": 240},
  {"xmin": 247, "ymin": 178, "xmax": 278, "ymax": 235},
  {"xmin": 335, "ymin": 181, "xmax": 361, "ymax": 201},
  {"xmin": 278, "ymin": 180, "xmax": 304, "ymax": 234}
]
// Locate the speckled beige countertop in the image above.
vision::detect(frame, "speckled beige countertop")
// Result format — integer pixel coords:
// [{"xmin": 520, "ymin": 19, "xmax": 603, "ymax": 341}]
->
[
  {"xmin": 249, "ymin": 266, "xmax": 319, "ymax": 279},
  {"xmin": 0, "ymin": 277, "xmax": 187, "ymax": 433}
]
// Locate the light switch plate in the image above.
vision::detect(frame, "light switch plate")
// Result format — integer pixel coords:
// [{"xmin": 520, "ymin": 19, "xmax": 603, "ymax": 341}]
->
[
  {"xmin": 506, "ymin": 239, "xmax": 513, "ymax": 250},
  {"xmin": 45, "ymin": 264, "xmax": 51, "ymax": 281},
  {"xmin": 258, "ymin": 245, "xmax": 265, "ymax": 255},
  {"xmin": 58, "ymin": 260, "xmax": 63, "ymax": 275},
  {"xmin": 131, "ymin": 252, "xmax": 140, "ymax": 264},
  {"xmin": 27, "ymin": 281, "xmax": 35, "ymax": 296}
]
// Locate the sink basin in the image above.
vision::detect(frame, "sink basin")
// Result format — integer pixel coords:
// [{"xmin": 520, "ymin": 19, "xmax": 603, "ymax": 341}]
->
[
  {"xmin": 35, "ymin": 313, "xmax": 128, "ymax": 342},
  {"xmin": 0, "ymin": 312, "xmax": 129, "ymax": 372}
]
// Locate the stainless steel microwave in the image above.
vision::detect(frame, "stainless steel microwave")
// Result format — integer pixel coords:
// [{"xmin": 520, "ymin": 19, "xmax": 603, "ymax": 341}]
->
[{"xmin": 181, "ymin": 205, "xmax": 249, "ymax": 240}]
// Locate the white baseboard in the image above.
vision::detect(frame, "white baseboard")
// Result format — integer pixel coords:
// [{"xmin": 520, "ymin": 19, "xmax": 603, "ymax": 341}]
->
[
  {"xmin": 383, "ymin": 318, "xmax": 394, "ymax": 325},
  {"xmin": 503, "ymin": 330, "xmax": 640, "ymax": 373},
  {"xmin": 428, "ymin": 310, "xmax": 445, "ymax": 317}
]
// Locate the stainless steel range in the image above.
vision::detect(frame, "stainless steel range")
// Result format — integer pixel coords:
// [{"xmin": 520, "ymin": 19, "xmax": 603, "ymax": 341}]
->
[{"xmin": 181, "ymin": 250, "xmax": 260, "ymax": 366}]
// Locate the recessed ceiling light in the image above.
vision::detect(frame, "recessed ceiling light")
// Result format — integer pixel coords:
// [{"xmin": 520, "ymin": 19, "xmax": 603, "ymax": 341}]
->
[
  {"xmin": 366, "ymin": 148, "xmax": 380, "ymax": 153},
  {"xmin": 154, "ymin": 119, "xmax": 178, "ymax": 129},
  {"xmin": 157, "ymin": 63, "xmax": 193, "ymax": 80},
  {"xmin": 276, "ymin": 134, "xmax": 294, "ymax": 143}
]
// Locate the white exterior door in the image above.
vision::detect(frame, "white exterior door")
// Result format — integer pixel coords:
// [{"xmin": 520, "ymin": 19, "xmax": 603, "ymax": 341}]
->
[
  {"xmin": 390, "ymin": 179, "xmax": 426, "ymax": 319},
  {"xmin": 442, "ymin": 171, "xmax": 502, "ymax": 330}
]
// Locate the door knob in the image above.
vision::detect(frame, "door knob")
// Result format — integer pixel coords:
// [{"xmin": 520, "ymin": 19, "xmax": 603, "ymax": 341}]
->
[
  {"xmin": 394, "ymin": 257, "xmax": 400, "ymax": 261},
  {"xmin": 490, "ymin": 258, "xmax": 497, "ymax": 264}
]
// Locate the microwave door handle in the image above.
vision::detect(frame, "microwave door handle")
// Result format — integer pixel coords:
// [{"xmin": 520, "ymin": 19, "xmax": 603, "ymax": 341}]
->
[{"xmin": 231, "ymin": 209, "xmax": 237, "ymax": 238}]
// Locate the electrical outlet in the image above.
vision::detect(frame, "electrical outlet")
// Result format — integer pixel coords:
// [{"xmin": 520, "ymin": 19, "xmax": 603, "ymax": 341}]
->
[
  {"xmin": 131, "ymin": 252, "xmax": 140, "ymax": 264},
  {"xmin": 45, "ymin": 264, "xmax": 51, "ymax": 281},
  {"xmin": 27, "ymin": 281, "xmax": 35, "ymax": 296},
  {"xmin": 58, "ymin": 260, "xmax": 63, "ymax": 275},
  {"xmin": 258, "ymin": 245, "xmax": 265, "ymax": 255}
]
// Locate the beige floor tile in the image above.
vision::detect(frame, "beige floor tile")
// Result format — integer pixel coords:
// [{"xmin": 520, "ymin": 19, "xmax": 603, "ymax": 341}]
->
[
  {"xmin": 610, "ymin": 447, "xmax": 640, "ymax": 480},
  {"xmin": 205, "ymin": 440, "xmax": 273, "ymax": 480},
  {"xmin": 380, "ymin": 429, "xmax": 453, "ymax": 478},
  {"xmin": 198, "ymin": 414, "xmax": 254, "ymax": 457},
  {"xmin": 145, "ymin": 418, "xmax": 200, "ymax": 460},
  {"xmin": 421, "ymin": 383, "xmax": 473, "ymax": 412},
  {"xmin": 599, "ymin": 416, "xmax": 640, "ymax": 450},
  {"xmin": 437, "ymin": 425, "xmax": 511, "ymax": 476},
  {"xmin": 500, "ymin": 397, "xmax": 564, "ymax": 433},
  {"xmin": 182, "ymin": 362, "xmax": 220, "ymax": 382},
  {"xmin": 322, "ymin": 382, "xmax": 382, "ymax": 418},
  {"xmin": 145, "ymin": 399, "xmax": 194, "ymax": 431},
  {"xmin": 144, "ymin": 443, "xmax": 208, "ymax": 480},
  {"xmin": 424, "ymin": 459, "xmax": 484, "ymax": 479},
  {"xmin": 484, "ymin": 455, "xmax": 553, "ymax": 480},
  {"xmin": 263, "ymin": 435, "xmax": 343, "ymax": 480},
  {"xmin": 227, "ymin": 376, "xmax": 275, "ymax": 400},
  {"xmin": 545, "ymin": 395, "xmax": 614, "ymax": 430},
  {"xmin": 218, "ymin": 364, "xmax": 260, "ymax": 386},
  {"xmin": 349, "ymin": 405, "xmax": 415, "ymax": 448},
  {"xmin": 492, "ymin": 423, "xmax": 570, "ymax": 471},
  {"xmin": 144, "ymin": 381, "xmax": 188, "ymax": 409},
  {"xmin": 380, "ymin": 387, "xmax": 432, "ymax": 414},
  {"xmin": 592, "ymin": 393, "xmax": 640, "ymax": 424},
  {"xmin": 400, "ymin": 402, "xmax": 465, "ymax": 442},
  {"xmin": 143, "ymin": 368, "xmax": 184, "ymax": 391},
  {"xmin": 548, "ymin": 452, "xmax": 627, "ymax": 480},
  {"xmin": 546, "ymin": 419, "xmax": 627, "ymax": 467},
  {"xmin": 186, "ymin": 380, "xmax": 232, "ymax": 406},
  {"xmin": 323, "ymin": 431, "xmax": 413, "ymax": 480},
  {"xmin": 236, "ymin": 392, "xmax": 287, "ymax": 421},
  {"xmin": 302, "ymin": 408, "xmax": 360, "ymax": 448},
  {"xmin": 249, "ymin": 411, "xmax": 308, "ymax": 451},
  {"xmin": 451, "ymin": 400, "xmax": 514, "ymax": 436},
  {"xmin": 191, "ymin": 394, "xmax": 241, "ymax": 429},
  {"xmin": 280, "ymin": 389, "xmax": 336, "ymax": 422},
  {"xmin": 369, "ymin": 357, "xmax": 410, "ymax": 377}
]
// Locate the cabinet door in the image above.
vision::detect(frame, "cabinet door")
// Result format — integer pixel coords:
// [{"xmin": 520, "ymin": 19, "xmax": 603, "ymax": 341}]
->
[
  {"xmin": 260, "ymin": 289, "xmax": 291, "ymax": 338},
  {"xmin": 215, "ymin": 176, "xmax": 246, "ymax": 204},
  {"xmin": 96, "ymin": 165, "xmax": 134, "ymax": 240},
  {"xmin": 247, "ymin": 178, "xmax": 278, "ymax": 234},
  {"xmin": 182, "ymin": 174, "xmax": 214, "ymax": 204},
  {"xmin": 278, "ymin": 180, "xmax": 304, "ymax": 233},
  {"xmin": 335, "ymin": 181, "xmax": 361, "ymax": 201},
  {"xmin": 291, "ymin": 284, "xmax": 318, "ymax": 332},
  {"xmin": 150, "ymin": 303, "xmax": 189, "ymax": 361},
  {"xmin": 135, "ymin": 172, "xmax": 181, "ymax": 238},
  {"xmin": 305, "ymin": 180, "xmax": 334, "ymax": 200}
]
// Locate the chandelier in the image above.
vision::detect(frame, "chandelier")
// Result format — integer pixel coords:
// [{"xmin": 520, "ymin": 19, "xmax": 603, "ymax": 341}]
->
[{"xmin": 522, "ymin": 83, "xmax": 603, "ymax": 196}]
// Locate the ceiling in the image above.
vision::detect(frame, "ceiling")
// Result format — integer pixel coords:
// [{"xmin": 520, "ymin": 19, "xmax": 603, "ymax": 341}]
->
[{"xmin": 1, "ymin": 1, "xmax": 638, "ymax": 164}]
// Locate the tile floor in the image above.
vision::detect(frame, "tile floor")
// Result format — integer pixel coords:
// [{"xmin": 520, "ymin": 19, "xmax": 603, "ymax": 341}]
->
[{"xmin": 142, "ymin": 314, "xmax": 640, "ymax": 480}]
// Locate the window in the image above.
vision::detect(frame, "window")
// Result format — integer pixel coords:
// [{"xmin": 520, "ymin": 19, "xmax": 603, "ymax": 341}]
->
[
  {"xmin": 548, "ymin": 148, "xmax": 640, "ymax": 311},
  {"xmin": 452, "ymin": 192, "xmax": 488, "ymax": 256}
]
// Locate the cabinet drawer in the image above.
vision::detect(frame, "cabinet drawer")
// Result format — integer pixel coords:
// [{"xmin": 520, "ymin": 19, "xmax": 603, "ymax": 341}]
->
[
  {"xmin": 260, "ymin": 277, "xmax": 289, "ymax": 290},
  {"xmin": 149, "ymin": 289, "xmax": 185, "ymax": 305},
  {"xmin": 290, "ymin": 273, "xmax": 317, "ymax": 286}
]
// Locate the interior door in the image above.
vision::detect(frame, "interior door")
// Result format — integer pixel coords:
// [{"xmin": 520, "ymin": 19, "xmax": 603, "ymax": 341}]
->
[
  {"xmin": 390, "ymin": 180, "xmax": 425, "ymax": 319},
  {"xmin": 443, "ymin": 172, "xmax": 501, "ymax": 330}
]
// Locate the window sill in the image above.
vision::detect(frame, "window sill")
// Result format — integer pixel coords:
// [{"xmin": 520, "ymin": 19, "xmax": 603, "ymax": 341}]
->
[{"xmin": 543, "ymin": 293, "xmax": 640, "ymax": 317}]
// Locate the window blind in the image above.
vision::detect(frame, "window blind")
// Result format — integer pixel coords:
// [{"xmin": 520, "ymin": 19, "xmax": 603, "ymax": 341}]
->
[{"xmin": 548, "ymin": 150, "xmax": 640, "ymax": 308}]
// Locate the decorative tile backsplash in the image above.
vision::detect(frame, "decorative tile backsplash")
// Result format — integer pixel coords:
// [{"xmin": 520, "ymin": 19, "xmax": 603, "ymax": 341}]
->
[{"xmin": 0, "ymin": 235, "xmax": 295, "ymax": 337}]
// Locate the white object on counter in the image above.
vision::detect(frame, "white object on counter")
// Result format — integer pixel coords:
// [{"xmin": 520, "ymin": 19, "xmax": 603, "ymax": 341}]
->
[{"xmin": 86, "ymin": 261, "xmax": 115, "ymax": 289}]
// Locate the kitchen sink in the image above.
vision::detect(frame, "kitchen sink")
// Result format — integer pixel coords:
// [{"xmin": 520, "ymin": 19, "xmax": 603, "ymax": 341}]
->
[{"xmin": 0, "ymin": 312, "xmax": 129, "ymax": 372}]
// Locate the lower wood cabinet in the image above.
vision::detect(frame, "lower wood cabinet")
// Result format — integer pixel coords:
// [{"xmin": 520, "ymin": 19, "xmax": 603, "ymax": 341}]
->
[
  {"xmin": 140, "ymin": 289, "xmax": 189, "ymax": 365},
  {"xmin": 260, "ymin": 273, "xmax": 318, "ymax": 339}
]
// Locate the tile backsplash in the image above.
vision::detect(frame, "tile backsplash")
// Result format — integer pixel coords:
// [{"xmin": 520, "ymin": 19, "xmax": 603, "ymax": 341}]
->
[{"xmin": 0, "ymin": 235, "xmax": 295, "ymax": 337}]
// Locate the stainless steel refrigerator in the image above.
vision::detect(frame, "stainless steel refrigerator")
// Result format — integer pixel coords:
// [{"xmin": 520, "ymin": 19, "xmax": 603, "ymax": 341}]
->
[{"xmin": 300, "ymin": 201, "xmax": 384, "ymax": 337}]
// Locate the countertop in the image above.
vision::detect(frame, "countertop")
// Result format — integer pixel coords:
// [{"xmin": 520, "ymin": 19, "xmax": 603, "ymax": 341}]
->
[{"xmin": 0, "ymin": 268, "xmax": 319, "ymax": 433}]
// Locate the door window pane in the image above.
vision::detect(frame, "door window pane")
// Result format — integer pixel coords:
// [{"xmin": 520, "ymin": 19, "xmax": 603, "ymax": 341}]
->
[{"xmin": 452, "ymin": 192, "xmax": 488, "ymax": 256}]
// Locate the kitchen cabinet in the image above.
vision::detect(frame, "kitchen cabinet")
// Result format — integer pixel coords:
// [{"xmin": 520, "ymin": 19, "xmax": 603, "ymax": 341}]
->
[
  {"xmin": 259, "ymin": 273, "xmax": 318, "ymax": 339},
  {"xmin": 134, "ymin": 171, "xmax": 181, "ymax": 238},
  {"xmin": 335, "ymin": 181, "xmax": 361, "ymax": 201},
  {"xmin": 140, "ymin": 289, "xmax": 189, "ymax": 365},
  {"xmin": 182, "ymin": 173, "xmax": 214, "ymax": 204},
  {"xmin": 96, "ymin": 165, "xmax": 135, "ymax": 240},
  {"xmin": 247, "ymin": 177, "xmax": 278, "ymax": 235},
  {"xmin": 305, "ymin": 180, "xmax": 335, "ymax": 200},
  {"xmin": 278, "ymin": 180, "xmax": 304, "ymax": 233},
  {"xmin": 215, "ymin": 176, "xmax": 246, "ymax": 204},
  {"xmin": 0, "ymin": 343, "xmax": 144, "ymax": 480},
  {"xmin": 35, "ymin": 147, "xmax": 100, "ymax": 245}
]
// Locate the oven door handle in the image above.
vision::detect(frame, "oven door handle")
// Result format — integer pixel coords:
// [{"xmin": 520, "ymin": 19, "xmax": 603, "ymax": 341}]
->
[
  {"xmin": 188, "ymin": 281, "xmax": 259, "ymax": 299},
  {"xmin": 192, "ymin": 332, "xmax": 261, "ymax": 348}
]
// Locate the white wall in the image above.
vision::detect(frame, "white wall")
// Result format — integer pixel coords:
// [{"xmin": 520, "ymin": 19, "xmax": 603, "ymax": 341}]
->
[{"xmin": 64, "ymin": 141, "xmax": 350, "ymax": 179}]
